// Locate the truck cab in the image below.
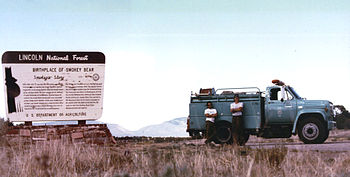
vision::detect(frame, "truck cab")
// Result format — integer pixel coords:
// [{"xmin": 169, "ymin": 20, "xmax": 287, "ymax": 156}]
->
[{"xmin": 187, "ymin": 80, "xmax": 336, "ymax": 144}]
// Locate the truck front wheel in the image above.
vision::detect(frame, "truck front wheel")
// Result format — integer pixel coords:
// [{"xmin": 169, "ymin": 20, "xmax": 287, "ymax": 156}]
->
[{"xmin": 297, "ymin": 118, "xmax": 327, "ymax": 144}]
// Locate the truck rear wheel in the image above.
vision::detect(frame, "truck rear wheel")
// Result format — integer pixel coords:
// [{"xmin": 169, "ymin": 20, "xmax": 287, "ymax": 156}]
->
[
  {"xmin": 238, "ymin": 133, "xmax": 250, "ymax": 146},
  {"xmin": 188, "ymin": 130, "xmax": 193, "ymax": 137},
  {"xmin": 189, "ymin": 130, "xmax": 202, "ymax": 139},
  {"xmin": 215, "ymin": 122, "xmax": 232, "ymax": 144},
  {"xmin": 297, "ymin": 118, "xmax": 327, "ymax": 144}
]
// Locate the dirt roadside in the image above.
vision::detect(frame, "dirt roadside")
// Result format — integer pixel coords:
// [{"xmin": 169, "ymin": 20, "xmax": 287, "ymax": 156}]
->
[{"xmin": 179, "ymin": 129, "xmax": 350, "ymax": 152}]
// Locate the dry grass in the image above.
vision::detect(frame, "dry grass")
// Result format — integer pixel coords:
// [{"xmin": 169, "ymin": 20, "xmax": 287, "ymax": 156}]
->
[
  {"xmin": 1, "ymin": 120, "xmax": 350, "ymax": 177},
  {"xmin": 0, "ymin": 141, "xmax": 349, "ymax": 177},
  {"xmin": 0, "ymin": 140, "xmax": 137, "ymax": 177}
]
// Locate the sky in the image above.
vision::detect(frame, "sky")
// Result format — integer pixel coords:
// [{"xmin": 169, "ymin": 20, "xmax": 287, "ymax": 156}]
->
[{"xmin": 0, "ymin": 0, "xmax": 349, "ymax": 130}]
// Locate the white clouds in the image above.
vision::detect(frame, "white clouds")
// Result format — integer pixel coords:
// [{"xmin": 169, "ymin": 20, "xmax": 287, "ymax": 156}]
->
[
  {"xmin": 101, "ymin": 51, "xmax": 209, "ymax": 130},
  {"xmin": 102, "ymin": 51, "xmax": 157, "ymax": 130}
]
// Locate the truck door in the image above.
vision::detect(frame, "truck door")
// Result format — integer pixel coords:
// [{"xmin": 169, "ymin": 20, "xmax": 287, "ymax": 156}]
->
[{"xmin": 266, "ymin": 87, "xmax": 297, "ymax": 124}]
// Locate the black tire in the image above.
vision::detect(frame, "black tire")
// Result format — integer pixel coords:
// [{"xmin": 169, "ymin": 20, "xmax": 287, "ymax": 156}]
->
[
  {"xmin": 215, "ymin": 122, "xmax": 233, "ymax": 144},
  {"xmin": 297, "ymin": 118, "xmax": 327, "ymax": 144},
  {"xmin": 188, "ymin": 130, "xmax": 193, "ymax": 137},
  {"xmin": 191, "ymin": 131, "xmax": 201, "ymax": 139},
  {"xmin": 321, "ymin": 130, "xmax": 329, "ymax": 142},
  {"xmin": 345, "ymin": 119, "xmax": 350, "ymax": 129},
  {"xmin": 201, "ymin": 131, "xmax": 206, "ymax": 139},
  {"xmin": 238, "ymin": 132, "xmax": 250, "ymax": 146}
]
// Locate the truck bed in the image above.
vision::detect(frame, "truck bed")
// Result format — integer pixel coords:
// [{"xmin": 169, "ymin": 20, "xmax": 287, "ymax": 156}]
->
[{"xmin": 189, "ymin": 92, "xmax": 263, "ymax": 131}]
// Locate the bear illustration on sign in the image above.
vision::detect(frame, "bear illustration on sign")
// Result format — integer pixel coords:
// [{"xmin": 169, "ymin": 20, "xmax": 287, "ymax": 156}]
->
[{"xmin": 5, "ymin": 67, "xmax": 20, "ymax": 113}]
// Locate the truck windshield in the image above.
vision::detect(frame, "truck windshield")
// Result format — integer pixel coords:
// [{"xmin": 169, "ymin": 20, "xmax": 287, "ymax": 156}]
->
[{"xmin": 288, "ymin": 86, "xmax": 301, "ymax": 99}]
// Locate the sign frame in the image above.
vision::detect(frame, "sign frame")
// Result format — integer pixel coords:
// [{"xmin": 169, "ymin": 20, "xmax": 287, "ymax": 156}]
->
[{"xmin": 2, "ymin": 51, "xmax": 105, "ymax": 122}]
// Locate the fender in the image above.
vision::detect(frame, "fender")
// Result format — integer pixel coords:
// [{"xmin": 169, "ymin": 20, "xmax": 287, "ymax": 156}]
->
[
  {"xmin": 216, "ymin": 115, "xmax": 233, "ymax": 124},
  {"xmin": 215, "ymin": 120, "xmax": 232, "ymax": 125},
  {"xmin": 292, "ymin": 110, "xmax": 327, "ymax": 134}
]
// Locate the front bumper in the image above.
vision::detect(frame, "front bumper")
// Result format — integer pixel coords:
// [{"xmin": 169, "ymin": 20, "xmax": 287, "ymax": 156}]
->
[{"xmin": 328, "ymin": 121, "xmax": 336, "ymax": 130}]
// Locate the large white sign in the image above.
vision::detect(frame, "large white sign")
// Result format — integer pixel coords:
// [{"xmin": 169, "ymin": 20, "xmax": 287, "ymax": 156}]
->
[{"xmin": 2, "ymin": 51, "xmax": 105, "ymax": 122}]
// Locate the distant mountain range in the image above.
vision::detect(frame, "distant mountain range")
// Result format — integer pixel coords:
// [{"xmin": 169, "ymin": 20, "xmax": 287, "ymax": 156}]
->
[{"xmin": 33, "ymin": 117, "xmax": 189, "ymax": 137}]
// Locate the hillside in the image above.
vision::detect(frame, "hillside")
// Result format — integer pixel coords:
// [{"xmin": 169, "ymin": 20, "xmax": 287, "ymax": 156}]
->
[{"xmin": 33, "ymin": 117, "xmax": 188, "ymax": 137}]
